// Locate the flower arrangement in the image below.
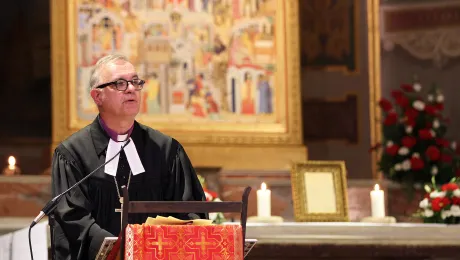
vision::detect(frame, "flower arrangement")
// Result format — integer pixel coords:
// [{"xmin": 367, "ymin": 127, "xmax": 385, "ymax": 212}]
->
[
  {"xmin": 371, "ymin": 80, "xmax": 460, "ymax": 190},
  {"xmin": 417, "ymin": 177, "xmax": 460, "ymax": 224},
  {"xmin": 197, "ymin": 174, "xmax": 226, "ymax": 224}
]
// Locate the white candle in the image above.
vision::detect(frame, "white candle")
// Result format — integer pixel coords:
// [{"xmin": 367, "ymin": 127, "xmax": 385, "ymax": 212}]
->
[
  {"xmin": 257, "ymin": 182, "xmax": 271, "ymax": 217},
  {"xmin": 8, "ymin": 156, "xmax": 16, "ymax": 171},
  {"xmin": 370, "ymin": 184, "xmax": 385, "ymax": 218}
]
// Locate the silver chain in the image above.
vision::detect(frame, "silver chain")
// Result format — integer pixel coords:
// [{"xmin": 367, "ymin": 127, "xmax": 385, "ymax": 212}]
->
[{"xmin": 114, "ymin": 170, "xmax": 132, "ymax": 201}]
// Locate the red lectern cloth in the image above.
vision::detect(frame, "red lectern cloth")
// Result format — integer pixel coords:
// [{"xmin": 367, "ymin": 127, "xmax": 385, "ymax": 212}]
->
[{"xmin": 125, "ymin": 224, "xmax": 244, "ymax": 260}]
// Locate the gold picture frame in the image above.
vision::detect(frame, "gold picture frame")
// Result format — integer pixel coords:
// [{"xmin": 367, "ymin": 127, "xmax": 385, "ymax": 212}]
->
[
  {"xmin": 50, "ymin": 1, "xmax": 303, "ymax": 143},
  {"xmin": 291, "ymin": 161, "xmax": 349, "ymax": 222}
]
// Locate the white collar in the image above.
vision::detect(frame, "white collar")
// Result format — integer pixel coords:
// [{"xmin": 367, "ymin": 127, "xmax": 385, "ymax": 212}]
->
[{"xmin": 104, "ymin": 136, "xmax": 145, "ymax": 176}]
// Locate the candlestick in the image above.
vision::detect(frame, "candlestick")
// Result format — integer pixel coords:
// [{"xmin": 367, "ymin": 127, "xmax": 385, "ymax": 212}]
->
[
  {"xmin": 370, "ymin": 184, "xmax": 385, "ymax": 218},
  {"xmin": 257, "ymin": 182, "xmax": 271, "ymax": 217}
]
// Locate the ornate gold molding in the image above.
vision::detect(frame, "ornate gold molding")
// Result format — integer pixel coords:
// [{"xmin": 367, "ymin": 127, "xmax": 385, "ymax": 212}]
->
[{"xmin": 368, "ymin": 0, "xmax": 382, "ymax": 180}]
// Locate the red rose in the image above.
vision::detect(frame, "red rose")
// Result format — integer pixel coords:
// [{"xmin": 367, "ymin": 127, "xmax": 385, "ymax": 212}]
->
[
  {"xmin": 406, "ymin": 117, "xmax": 416, "ymax": 127},
  {"xmin": 425, "ymin": 146, "xmax": 441, "ymax": 161},
  {"xmin": 441, "ymin": 154, "xmax": 453, "ymax": 163},
  {"xmin": 418, "ymin": 129, "xmax": 433, "ymax": 140},
  {"xmin": 396, "ymin": 96, "xmax": 409, "ymax": 108},
  {"xmin": 401, "ymin": 84, "xmax": 414, "ymax": 92},
  {"xmin": 432, "ymin": 197, "xmax": 450, "ymax": 212},
  {"xmin": 435, "ymin": 138, "xmax": 450, "ymax": 148},
  {"xmin": 378, "ymin": 98, "xmax": 393, "ymax": 112},
  {"xmin": 425, "ymin": 105, "xmax": 437, "ymax": 115},
  {"xmin": 453, "ymin": 197, "xmax": 460, "ymax": 205},
  {"xmin": 441, "ymin": 183, "xmax": 459, "ymax": 191},
  {"xmin": 384, "ymin": 112, "xmax": 398, "ymax": 126},
  {"xmin": 410, "ymin": 157, "xmax": 424, "ymax": 170},
  {"xmin": 425, "ymin": 121, "xmax": 433, "ymax": 128},
  {"xmin": 404, "ymin": 108, "xmax": 419, "ymax": 120},
  {"xmin": 385, "ymin": 145, "xmax": 399, "ymax": 156},
  {"xmin": 401, "ymin": 136, "xmax": 416, "ymax": 148},
  {"xmin": 435, "ymin": 103, "xmax": 444, "ymax": 110},
  {"xmin": 391, "ymin": 90, "xmax": 403, "ymax": 99}
]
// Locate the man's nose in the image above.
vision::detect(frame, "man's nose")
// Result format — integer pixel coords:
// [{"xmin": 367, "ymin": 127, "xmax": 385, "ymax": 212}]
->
[{"xmin": 125, "ymin": 82, "xmax": 135, "ymax": 92}]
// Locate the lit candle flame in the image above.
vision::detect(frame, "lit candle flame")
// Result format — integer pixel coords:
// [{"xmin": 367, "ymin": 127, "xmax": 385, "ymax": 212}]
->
[
  {"xmin": 8, "ymin": 156, "xmax": 16, "ymax": 170},
  {"xmin": 261, "ymin": 182, "xmax": 267, "ymax": 190},
  {"xmin": 374, "ymin": 184, "xmax": 380, "ymax": 191}
]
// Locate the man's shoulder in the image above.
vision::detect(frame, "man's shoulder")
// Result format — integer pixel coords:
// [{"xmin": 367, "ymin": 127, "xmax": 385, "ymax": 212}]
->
[
  {"xmin": 136, "ymin": 121, "xmax": 181, "ymax": 152},
  {"xmin": 55, "ymin": 124, "xmax": 92, "ymax": 154}
]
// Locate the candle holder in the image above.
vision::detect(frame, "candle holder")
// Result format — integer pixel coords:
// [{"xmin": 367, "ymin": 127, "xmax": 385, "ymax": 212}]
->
[
  {"xmin": 247, "ymin": 215, "xmax": 284, "ymax": 223},
  {"xmin": 360, "ymin": 216, "xmax": 397, "ymax": 224},
  {"xmin": 2, "ymin": 156, "xmax": 21, "ymax": 176}
]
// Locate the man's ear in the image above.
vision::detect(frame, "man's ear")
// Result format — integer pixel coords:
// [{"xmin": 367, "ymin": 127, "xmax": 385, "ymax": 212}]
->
[{"xmin": 90, "ymin": 88, "xmax": 103, "ymax": 106}]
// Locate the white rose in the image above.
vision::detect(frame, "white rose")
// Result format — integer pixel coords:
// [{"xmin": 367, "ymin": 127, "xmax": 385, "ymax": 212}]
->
[
  {"xmin": 437, "ymin": 94, "xmax": 444, "ymax": 103},
  {"xmin": 433, "ymin": 119, "xmax": 440, "ymax": 129},
  {"xmin": 413, "ymin": 83, "xmax": 422, "ymax": 92},
  {"xmin": 412, "ymin": 153, "xmax": 420, "ymax": 158},
  {"xmin": 413, "ymin": 100, "xmax": 426, "ymax": 111},
  {"xmin": 405, "ymin": 126, "xmax": 413, "ymax": 134},
  {"xmin": 453, "ymin": 189, "xmax": 460, "ymax": 197},
  {"xmin": 402, "ymin": 160, "xmax": 411, "ymax": 171},
  {"xmin": 452, "ymin": 141, "xmax": 457, "ymax": 150},
  {"xmin": 428, "ymin": 94, "xmax": 434, "ymax": 102},
  {"xmin": 213, "ymin": 198, "xmax": 222, "ymax": 202},
  {"xmin": 398, "ymin": 147, "xmax": 409, "ymax": 156},
  {"xmin": 442, "ymin": 210, "xmax": 452, "ymax": 219},
  {"xmin": 451, "ymin": 205, "xmax": 460, "ymax": 217},
  {"xmin": 430, "ymin": 130, "xmax": 436, "ymax": 137},
  {"xmin": 419, "ymin": 198, "xmax": 429, "ymax": 208},
  {"xmin": 431, "ymin": 166, "xmax": 438, "ymax": 175},
  {"xmin": 430, "ymin": 191, "xmax": 446, "ymax": 198},
  {"xmin": 386, "ymin": 141, "xmax": 394, "ymax": 147},
  {"xmin": 394, "ymin": 163, "xmax": 402, "ymax": 171},
  {"xmin": 424, "ymin": 209, "xmax": 434, "ymax": 217}
]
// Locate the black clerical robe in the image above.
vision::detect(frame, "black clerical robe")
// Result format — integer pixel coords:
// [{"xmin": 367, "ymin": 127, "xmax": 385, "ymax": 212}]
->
[{"xmin": 51, "ymin": 117, "xmax": 207, "ymax": 260}]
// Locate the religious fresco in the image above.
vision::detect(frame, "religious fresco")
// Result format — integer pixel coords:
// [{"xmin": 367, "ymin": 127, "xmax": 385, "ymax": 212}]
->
[{"xmin": 75, "ymin": 0, "xmax": 277, "ymax": 124}]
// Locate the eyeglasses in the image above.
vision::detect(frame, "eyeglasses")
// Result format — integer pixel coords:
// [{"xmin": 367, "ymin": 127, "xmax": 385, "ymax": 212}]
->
[{"xmin": 95, "ymin": 78, "xmax": 145, "ymax": 91}]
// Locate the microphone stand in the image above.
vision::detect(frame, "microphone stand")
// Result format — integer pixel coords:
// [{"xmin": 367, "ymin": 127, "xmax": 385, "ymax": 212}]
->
[{"xmin": 28, "ymin": 139, "xmax": 131, "ymax": 260}]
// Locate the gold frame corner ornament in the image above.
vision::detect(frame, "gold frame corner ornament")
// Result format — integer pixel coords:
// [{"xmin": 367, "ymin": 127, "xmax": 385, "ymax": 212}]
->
[
  {"xmin": 290, "ymin": 160, "xmax": 349, "ymax": 222},
  {"xmin": 51, "ymin": 0, "xmax": 305, "ymax": 152}
]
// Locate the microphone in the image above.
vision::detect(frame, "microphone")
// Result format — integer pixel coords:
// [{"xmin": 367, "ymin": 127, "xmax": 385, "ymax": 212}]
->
[{"xmin": 30, "ymin": 139, "xmax": 132, "ymax": 228}]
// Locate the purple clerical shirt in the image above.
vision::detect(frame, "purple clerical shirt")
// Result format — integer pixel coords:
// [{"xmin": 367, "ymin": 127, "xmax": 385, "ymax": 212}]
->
[{"xmin": 98, "ymin": 116, "xmax": 134, "ymax": 141}]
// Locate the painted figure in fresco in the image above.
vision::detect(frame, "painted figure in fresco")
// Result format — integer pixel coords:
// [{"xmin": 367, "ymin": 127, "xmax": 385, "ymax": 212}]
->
[
  {"xmin": 205, "ymin": 92, "xmax": 219, "ymax": 119},
  {"xmin": 257, "ymin": 74, "xmax": 272, "ymax": 114},
  {"xmin": 202, "ymin": 0, "xmax": 210, "ymax": 12},
  {"xmin": 145, "ymin": 73, "xmax": 161, "ymax": 114},
  {"xmin": 241, "ymin": 72, "xmax": 255, "ymax": 114}
]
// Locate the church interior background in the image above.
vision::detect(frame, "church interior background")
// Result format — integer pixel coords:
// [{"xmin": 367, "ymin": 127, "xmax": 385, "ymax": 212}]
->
[{"xmin": 2, "ymin": 0, "xmax": 460, "ymax": 259}]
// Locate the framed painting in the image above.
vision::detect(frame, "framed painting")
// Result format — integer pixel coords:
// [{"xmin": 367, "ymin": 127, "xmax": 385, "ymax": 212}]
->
[
  {"xmin": 291, "ymin": 160, "xmax": 349, "ymax": 222},
  {"xmin": 51, "ymin": 0, "xmax": 305, "ymax": 169}
]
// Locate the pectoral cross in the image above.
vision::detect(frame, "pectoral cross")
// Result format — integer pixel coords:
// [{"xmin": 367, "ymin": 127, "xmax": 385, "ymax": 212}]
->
[{"xmin": 115, "ymin": 197, "xmax": 123, "ymax": 229}]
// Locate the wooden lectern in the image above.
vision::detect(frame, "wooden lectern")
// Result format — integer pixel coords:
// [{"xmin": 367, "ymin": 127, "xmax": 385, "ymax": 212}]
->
[{"xmin": 117, "ymin": 185, "xmax": 252, "ymax": 259}]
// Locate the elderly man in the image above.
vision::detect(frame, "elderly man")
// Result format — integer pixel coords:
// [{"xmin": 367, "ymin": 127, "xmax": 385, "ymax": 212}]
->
[{"xmin": 51, "ymin": 54, "xmax": 206, "ymax": 260}]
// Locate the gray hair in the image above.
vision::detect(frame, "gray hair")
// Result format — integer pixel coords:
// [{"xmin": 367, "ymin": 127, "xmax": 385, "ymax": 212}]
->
[{"xmin": 89, "ymin": 54, "xmax": 130, "ymax": 89}]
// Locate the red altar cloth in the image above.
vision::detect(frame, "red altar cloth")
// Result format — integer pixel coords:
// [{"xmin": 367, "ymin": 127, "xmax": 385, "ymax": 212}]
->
[{"xmin": 125, "ymin": 224, "xmax": 244, "ymax": 260}]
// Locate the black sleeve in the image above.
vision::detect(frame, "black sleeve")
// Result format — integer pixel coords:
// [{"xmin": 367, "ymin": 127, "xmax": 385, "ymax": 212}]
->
[
  {"xmin": 51, "ymin": 147, "xmax": 113, "ymax": 260},
  {"xmin": 163, "ymin": 139, "xmax": 208, "ymax": 220}
]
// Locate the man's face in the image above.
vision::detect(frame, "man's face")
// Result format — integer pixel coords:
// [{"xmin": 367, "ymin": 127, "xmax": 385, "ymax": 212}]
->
[{"xmin": 90, "ymin": 60, "xmax": 141, "ymax": 118}]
